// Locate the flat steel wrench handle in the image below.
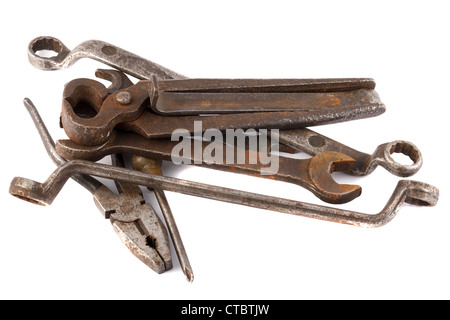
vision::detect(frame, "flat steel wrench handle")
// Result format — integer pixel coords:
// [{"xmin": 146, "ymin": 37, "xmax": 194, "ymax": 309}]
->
[
  {"xmin": 10, "ymin": 160, "xmax": 438, "ymax": 228},
  {"xmin": 273, "ymin": 128, "xmax": 423, "ymax": 177},
  {"xmin": 28, "ymin": 36, "xmax": 187, "ymax": 80}
]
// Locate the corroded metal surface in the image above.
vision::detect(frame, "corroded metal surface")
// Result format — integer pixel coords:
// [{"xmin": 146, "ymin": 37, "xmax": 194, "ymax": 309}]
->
[
  {"xmin": 272, "ymin": 128, "xmax": 423, "ymax": 177},
  {"xmin": 56, "ymin": 131, "xmax": 361, "ymax": 204},
  {"xmin": 9, "ymin": 160, "xmax": 439, "ymax": 228},
  {"xmin": 14, "ymin": 36, "xmax": 439, "ymax": 281},
  {"xmin": 147, "ymin": 77, "xmax": 379, "ymax": 115},
  {"xmin": 28, "ymin": 36, "xmax": 186, "ymax": 80},
  {"xmin": 60, "ymin": 75, "xmax": 385, "ymax": 146}
]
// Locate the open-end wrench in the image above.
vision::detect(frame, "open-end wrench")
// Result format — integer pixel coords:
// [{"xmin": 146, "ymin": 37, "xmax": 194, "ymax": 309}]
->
[
  {"xmin": 56, "ymin": 130, "xmax": 362, "ymax": 205},
  {"xmin": 271, "ymin": 129, "xmax": 423, "ymax": 177},
  {"xmin": 23, "ymin": 98, "xmax": 172, "ymax": 274},
  {"xmin": 9, "ymin": 159, "xmax": 439, "ymax": 229}
]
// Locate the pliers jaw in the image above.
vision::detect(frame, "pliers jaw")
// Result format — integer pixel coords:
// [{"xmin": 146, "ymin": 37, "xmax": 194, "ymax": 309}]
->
[
  {"xmin": 111, "ymin": 206, "xmax": 172, "ymax": 274},
  {"xmin": 94, "ymin": 185, "xmax": 172, "ymax": 274},
  {"xmin": 82, "ymin": 73, "xmax": 174, "ymax": 275}
]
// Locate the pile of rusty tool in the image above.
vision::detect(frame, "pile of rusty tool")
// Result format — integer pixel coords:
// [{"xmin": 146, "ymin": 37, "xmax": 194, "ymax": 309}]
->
[{"xmin": 9, "ymin": 36, "xmax": 439, "ymax": 282}]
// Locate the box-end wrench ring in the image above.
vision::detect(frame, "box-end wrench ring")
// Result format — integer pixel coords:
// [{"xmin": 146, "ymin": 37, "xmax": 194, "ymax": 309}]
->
[
  {"xmin": 28, "ymin": 36, "xmax": 187, "ymax": 80},
  {"xmin": 272, "ymin": 128, "xmax": 423, "ymax": 177}
]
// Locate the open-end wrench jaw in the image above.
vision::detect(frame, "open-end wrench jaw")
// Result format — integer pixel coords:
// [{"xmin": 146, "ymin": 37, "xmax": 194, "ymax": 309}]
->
[
  {"xmin": 55, "ymin": 130, "xmax": 362, "ymax": 204},
  {"xmin": 308, "ymin": 151, "xmax": 361, "ymax": 204}
]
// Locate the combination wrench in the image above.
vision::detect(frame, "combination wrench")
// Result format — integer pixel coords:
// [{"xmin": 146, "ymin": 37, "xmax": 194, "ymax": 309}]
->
[{"xmin": 28, "ymin": 36, "xmax": 187, "ymax": 80}]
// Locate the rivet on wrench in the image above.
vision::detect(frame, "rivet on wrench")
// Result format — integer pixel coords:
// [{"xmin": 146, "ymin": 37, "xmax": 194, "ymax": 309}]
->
[{"xmin": 116, "ymin": 91, "xmax": 132, "ymax": 105}]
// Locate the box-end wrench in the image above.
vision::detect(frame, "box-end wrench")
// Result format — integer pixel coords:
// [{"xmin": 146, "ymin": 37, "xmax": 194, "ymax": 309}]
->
[
  {"xmin": 28, "ymin": 36, "xmax": 187, "ymax": 80},
  {"xmin": 9, "ymin": 159, "xmax": 439, "ymax": 229}
]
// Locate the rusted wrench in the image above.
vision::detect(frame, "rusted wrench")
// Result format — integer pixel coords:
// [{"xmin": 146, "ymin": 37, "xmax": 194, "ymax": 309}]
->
[
  {"xmin": 9, "ymin": 159, "xmax": 439, "ymax": 228},
  {"xmin": 56, "ymin": 129, "xmax": 362, "ymax": 204},
  {"xmin": 271, "ymin": 129, "xmax": 422, "ymax": 177},
  {"xmin": 28, "ymin": 36, "xmax": 186, "ymax": 80}
]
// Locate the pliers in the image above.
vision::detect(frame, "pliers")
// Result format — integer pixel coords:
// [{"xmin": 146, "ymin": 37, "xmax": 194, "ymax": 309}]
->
[{"xmin": 23, "ymin": 98, "xmax": 172, "ymax": 274}]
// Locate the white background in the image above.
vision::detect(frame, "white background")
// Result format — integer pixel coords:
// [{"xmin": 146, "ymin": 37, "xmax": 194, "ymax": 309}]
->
[{"xmin": 1, "ymin": 1, "xmax": 448, "ymax": 300}]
